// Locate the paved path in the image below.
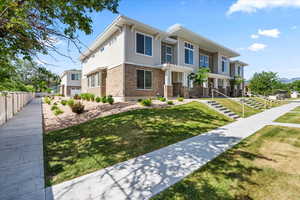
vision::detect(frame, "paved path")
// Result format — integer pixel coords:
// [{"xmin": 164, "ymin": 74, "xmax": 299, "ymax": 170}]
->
[
  {"xmin": 0, "ymin": 98, "xmax": 45, "ymax": 200},
  {"xmin": 270, "ymin": 121, "xmax": 300, "ymax": 128},
  {"xmin": 46, "ymin": 102, "xmax": 300, "ymax": 200}
]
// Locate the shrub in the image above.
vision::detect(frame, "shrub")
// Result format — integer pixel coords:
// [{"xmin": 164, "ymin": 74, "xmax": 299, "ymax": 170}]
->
[
  {"xmin": 53, "ymin": 102, "xmax": 58, "ymax": 105},
  {"xmin": 167, "ymin": 100, "xmax": 174, "ymax": 105},
  {"xmin": 74, "ymin": 94, "xmax": 81, "ymax": 100},
  {"xmin": 67, "ymin": 99, "xmax": 75, "ymax": 107},
  {"xmin": 137, "ymin": 99, "xmax": 143, "ymax": 102},
  {"xmin": 107, "ymin": 95, "xmax": 114, "ymax": 105},
  {"xmin": 60, "ymin": 100, "xmax": 67, "ymax": 106},
  {"xmin": 140, "ymin": 99, "xmax": 152, "ymax": 106},
  {"xmin": 53, "ymin": 109, "xmax": 64, "ymax": 116},
  {"xmin": 101, "ymin": 96, "xmax": 107, "ymax": 103},
  {"xmin": 90, "ymin": 94, "xmax": 95, "ymax": 101},
  {"xmin": 44, "ymin": 97, "xmax": 51, "ymax": 105},
  {"xmin": 71, "ymin": 102, "xmax": 85, "ymax": 114},
  {"xmin": 95, "ymin": 96, "xmax": 101, "ymax": 103},
  {"xmin": 51, "ymin": 105, "xmax": 59, "ymax": 111},
  {"xmin": 177, "ymin": 97, "xmax": 184, "ymax": 102},
  {"xmin": 158, "ymin": 97, "xmax": 166, "ymax": 102}
]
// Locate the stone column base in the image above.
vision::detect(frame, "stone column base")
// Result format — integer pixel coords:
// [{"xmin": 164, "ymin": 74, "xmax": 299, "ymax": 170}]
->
[
  {"xmin": 164, "ymin": 85, "xmax": 173, "ymax": 98},
  {"xmin": 182, "ymin": 86, "xmax": 189, "ymax": 98}
]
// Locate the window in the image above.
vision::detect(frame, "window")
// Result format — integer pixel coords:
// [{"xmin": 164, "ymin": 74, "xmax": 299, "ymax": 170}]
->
[
  {"xmin": 184, "ymin": 42, "xmax": 194, "ymax": 65},
  {"xmin": 87, "ymin": 72, "xmax": 101, "ymax": 88},
  {"xmin": 222, "ymin": 57, "xmax": 228, "ymax": 72},
  {"xmin": 136, "ymin": 32, "xmax": 152, "ymax": 56},
  {"xmin": 71, "ymin": 73, "xmax": 80, "ymax": 80},
  {"xmin": 137, "ymin": 70, "xmax": 152, "ymax": 89},
  {"xmin": 200, "ymin": 54, "xmax": 209, "ymax": 68},
  {"xmin": 237, "ymin": 66, "xmax": 242, "ymax": 76},
  {"xmin": 166, "ymin": 45, "xmax": 173, "ymax": 63}
]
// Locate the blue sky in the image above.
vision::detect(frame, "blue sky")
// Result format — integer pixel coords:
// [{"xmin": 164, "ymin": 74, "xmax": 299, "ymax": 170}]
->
[{"xmin": 40, "ymin": 0, "xmax": 300, "ymax": 79}]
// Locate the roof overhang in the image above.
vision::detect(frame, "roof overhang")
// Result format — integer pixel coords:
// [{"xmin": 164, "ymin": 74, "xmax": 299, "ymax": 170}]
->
[
  {"xmin": 85, "ymin": 67, "xmax": 106, "ymax": 76},
  {"xmin": 167, "ymin": 24, "xmax": 240, "ymax": 58},
  {"xmin": 161, "ymin": 64, "xmax": 193, "ymax": 73},
  {"xmin": 208, "ymin": 73, "xmax": 232, "ymax": 79},
  {"xmin": 231, "ymin": 60, "xmax": 248, "ymax": 66}
]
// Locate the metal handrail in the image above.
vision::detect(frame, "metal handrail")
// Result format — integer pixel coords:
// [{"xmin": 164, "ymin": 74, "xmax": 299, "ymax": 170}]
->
[{"xmin": 212, "ymin": 88, "xmax": 245, "ymax": 118}]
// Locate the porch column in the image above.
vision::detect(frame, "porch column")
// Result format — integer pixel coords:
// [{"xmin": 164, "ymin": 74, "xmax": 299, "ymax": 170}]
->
[
  {"xmin": 214, "ymin": 78, "xmax": 218, "ymax": 89},
  {"xmin": 164, "ymin": 70, "xmax": 173, "ymax": 98},
  {"xmin": 182, "ymin": 72, "xmax": 189, "ymax": 98}
]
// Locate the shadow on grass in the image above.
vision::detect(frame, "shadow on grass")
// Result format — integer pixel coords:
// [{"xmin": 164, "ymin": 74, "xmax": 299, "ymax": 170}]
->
[{"xmin": 44, "ymin": 102, "xmax": 233, "ymax": 185}]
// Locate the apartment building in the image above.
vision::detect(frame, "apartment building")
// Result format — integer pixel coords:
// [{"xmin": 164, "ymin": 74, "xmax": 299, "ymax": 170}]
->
[
  {"xmin": 80, "ymin": 15, "xmax": 248, "ymax": 101},
  {"xmin": 59, "ymin": 69, "xmax": 81, "ymax": 97}
]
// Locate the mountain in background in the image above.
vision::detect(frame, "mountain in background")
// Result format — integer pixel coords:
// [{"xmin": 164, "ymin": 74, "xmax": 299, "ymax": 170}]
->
[{"xmin": 280, "ymin": 77, "xmax": 300, "ymax": 83}]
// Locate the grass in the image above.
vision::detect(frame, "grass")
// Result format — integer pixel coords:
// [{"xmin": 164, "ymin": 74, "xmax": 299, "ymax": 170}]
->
[
  {"xmin": 214, "ymin": 98, "xmax": 261, "ymax": 117},
  {"xmin": 44, "ymin": 102, "xmax": 233, "ymax": 186},
  {"xmin": 275, "ymin": 106, "xmax": 300, "ymax": 124},
  {"xmin": 152, "ymin": 125, "xmax": 300, "ymax": 200}
]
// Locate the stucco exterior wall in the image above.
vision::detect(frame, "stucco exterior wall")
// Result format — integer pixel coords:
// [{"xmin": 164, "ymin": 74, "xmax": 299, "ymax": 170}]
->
[
  {"xmin": 82, "ymin": 29, "xmax": 124, "ymax": 78},
  {"xmin": 124, "ymin": 25, "xmax": 161, "ymax": 66}
]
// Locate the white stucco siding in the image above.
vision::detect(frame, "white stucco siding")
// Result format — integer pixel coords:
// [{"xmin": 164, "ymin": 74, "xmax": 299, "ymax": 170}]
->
[
  {"xmin": 60, "ymin": 74, "xmax": 68, "ymax": 86},
  {"xmin": 82, "ymin": 29, "xmax": 124, "ymax": 78},
  {"xmin": 124, "ymin": 26, "xmax": 161, "ymax": 66}
]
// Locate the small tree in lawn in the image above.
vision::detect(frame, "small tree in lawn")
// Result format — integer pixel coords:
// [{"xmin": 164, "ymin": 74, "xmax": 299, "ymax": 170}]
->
[{"xmin": 189, "ymin": 68, "xmax": 210, "ymax": 96}]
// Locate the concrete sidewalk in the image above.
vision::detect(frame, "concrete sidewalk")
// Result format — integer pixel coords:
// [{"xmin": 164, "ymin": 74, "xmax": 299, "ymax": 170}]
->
[
  {"xmin": 0, "ymin": 98, "xmax": 45, "ymax": 200},
  {"xmin": 46, "ymin": 102, "xmax": 300, "ymax": 200}
]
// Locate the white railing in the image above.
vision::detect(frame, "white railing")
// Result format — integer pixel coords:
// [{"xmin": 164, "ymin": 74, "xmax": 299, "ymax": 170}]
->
[
  {"xmin": 212, "ymin": 88, "xmax": 245, "ymax": 118},
  {"xmin": 0, "ymin": 91, "xmax": 35, "ymax": 125}
]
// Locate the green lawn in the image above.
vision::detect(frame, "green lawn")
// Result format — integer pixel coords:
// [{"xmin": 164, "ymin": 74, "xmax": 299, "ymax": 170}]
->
[
  {"xmin": 214, "ymin": 98, "xmax": 261, "ymax": 117},
  {"xmin": 275, "ymin": 107, "xmax": 300, "ymax": 124},
  {"xmin": 44, "ymin": 102, "xmax": 233, "ymax": 185},
  {"xmin": 152, "ymin": 125, "xmax": 300, "ymax": 200}
]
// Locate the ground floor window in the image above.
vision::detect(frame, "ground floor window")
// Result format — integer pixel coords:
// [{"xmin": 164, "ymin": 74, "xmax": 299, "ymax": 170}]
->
[
  {"xmin": 87, "ymin": 72, "xmax": 101, "ymax": 88},
  {"xmin": 137, "ymin": 69, "xmax": 152, "ymax": 89}
]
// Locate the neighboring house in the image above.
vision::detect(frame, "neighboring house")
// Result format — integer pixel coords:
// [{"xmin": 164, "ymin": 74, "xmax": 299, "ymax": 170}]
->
[
  {"xmin": 80, "ymin": 15, "xmax": 248, "ymax": 101},
  {"xmin": 59, "ymin": 69, "xmax": 82, "ymax": 97}
]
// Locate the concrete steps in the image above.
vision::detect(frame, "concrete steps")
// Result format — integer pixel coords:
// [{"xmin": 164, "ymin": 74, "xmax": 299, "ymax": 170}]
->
[
  {"xmin": 240, "ymin": 98, "xmax": 265, "ymax": 110},
  {"xmin": 207, "ymin": 100, "xmax": 240, "ymax": 120}
]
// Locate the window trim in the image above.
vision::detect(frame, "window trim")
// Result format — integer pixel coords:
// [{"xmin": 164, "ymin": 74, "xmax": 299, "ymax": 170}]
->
[
  {"xmin": 221, "ymin": 56, "xmax": 229, "ymax": 73},
  {"xmin": 136, "ymin": 69, "xmax": 153, "ymax": 90},
  {"xmin": 184, "ymin": 41, "xmax": 194, "ymax": 65},
  {"xmin": 87, "ymin": 72, "xmax": 101, "ymax": 89},
  {"xmin": 135, "ymin": 31, "xmax": 153, "ymax": 57},
  {"xmin": 199, "ymin": 54, "xmax": 209, "ymax": 68}
]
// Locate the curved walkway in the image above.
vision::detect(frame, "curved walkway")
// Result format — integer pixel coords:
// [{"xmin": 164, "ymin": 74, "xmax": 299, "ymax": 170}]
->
[
  {"xmin": 46, "ymin": 102, "xmax": 300, "ymax": 200},
  {"xmin": 0, "ymin": 98, "xmax": 45, "ymax": 200}
]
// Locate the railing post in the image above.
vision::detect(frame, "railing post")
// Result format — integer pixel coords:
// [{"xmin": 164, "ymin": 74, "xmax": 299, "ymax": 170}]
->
[{"xmin": 212, "ymin": 89, "xmax": 214, "ymax": 100}]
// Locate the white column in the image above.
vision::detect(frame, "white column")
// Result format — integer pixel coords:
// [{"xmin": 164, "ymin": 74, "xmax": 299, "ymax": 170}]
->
[
  {"xmin": 223, "ymin": 79, "xmax": 227, "ymax": 89},
  {"xmin": 182, "ymin": 72, "xmax": 188, "ymax": 87},
  {"xmin": 165, "ymin": 70, "xmax": 172, "ymax": 86},
  {"xmin": 214, "ymin": 78, "xmax": 218, "ymax": 89}
]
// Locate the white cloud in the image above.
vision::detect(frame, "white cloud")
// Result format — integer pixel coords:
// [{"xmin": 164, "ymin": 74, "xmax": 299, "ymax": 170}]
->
[
  {"xmin": 291, "ymin": 25, "xmax": 298, "ymax": 30},
  {"xmin": 227, "ymin": 0, "xmax": 300, "ymax": 15},
  {"xmin": 258, "ymin": 28, "xmax": 280, "ymax": 38},
  {"xmin": 251, "ymin": 34, "xmax": 259, "ymax": 39},
  {"xmin": 248, "ymin": 43, "xmax": 267, "ymax": 51}
]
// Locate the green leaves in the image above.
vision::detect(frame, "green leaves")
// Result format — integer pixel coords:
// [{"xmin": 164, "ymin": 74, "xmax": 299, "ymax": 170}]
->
[
  {"xmin": 249, "ymin": 71, "xmax": 280, "ymax": 95},
  {"xmin": 190, "ymin": 68, "xmax": 210, "ymax": 85}
]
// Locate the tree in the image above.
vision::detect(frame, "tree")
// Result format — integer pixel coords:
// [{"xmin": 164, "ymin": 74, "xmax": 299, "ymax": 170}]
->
[
  {"xmin": 290, "ymin": 80, "xmax": 300, "ymax": 92},
  {"xmin": 189, "ymin": 68, "xmax": 210, "ymax": 95},
  {"xmin": 0, "ymin": 0, "xmax": 119, "ymax": 71},
  {"xmin": 249, "ymin": 71, "xmax": 280, "ymax": 95}
]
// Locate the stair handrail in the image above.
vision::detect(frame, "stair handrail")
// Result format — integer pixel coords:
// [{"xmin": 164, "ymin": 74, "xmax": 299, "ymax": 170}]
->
[
  {"xmin": 250, "ymin": 93, "xmax": 270, "ymax": 110},
  {"xmin": 212, "ymin": 88, "xmax": 245, "ymax": 118}
]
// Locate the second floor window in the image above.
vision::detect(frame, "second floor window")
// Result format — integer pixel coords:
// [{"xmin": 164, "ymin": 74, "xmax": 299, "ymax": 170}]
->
[
  {"xmin": 136, "ymin": 32, "xmax": 152, "ymax": 56},
  {"xmin": 71, "ymin": 73, "xmax": 80, "ymax": 80},
  {"xmin": 184, "ymin": 42, "xmax": 194, "ymax": 65},
  {"xmin": 200, "ymin": 55, "xmax": 209, "ymax": 68},
  {"xmin": 222, "ymin": 57, "xmax": 228, "ymax": 72},
  {"xmin": 137, "ymin": 69, "xmax": 152, "ymax": 89},
  {"xmin": 237, "ymin": 66, "xmax": 242, "ymax": 76}
]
